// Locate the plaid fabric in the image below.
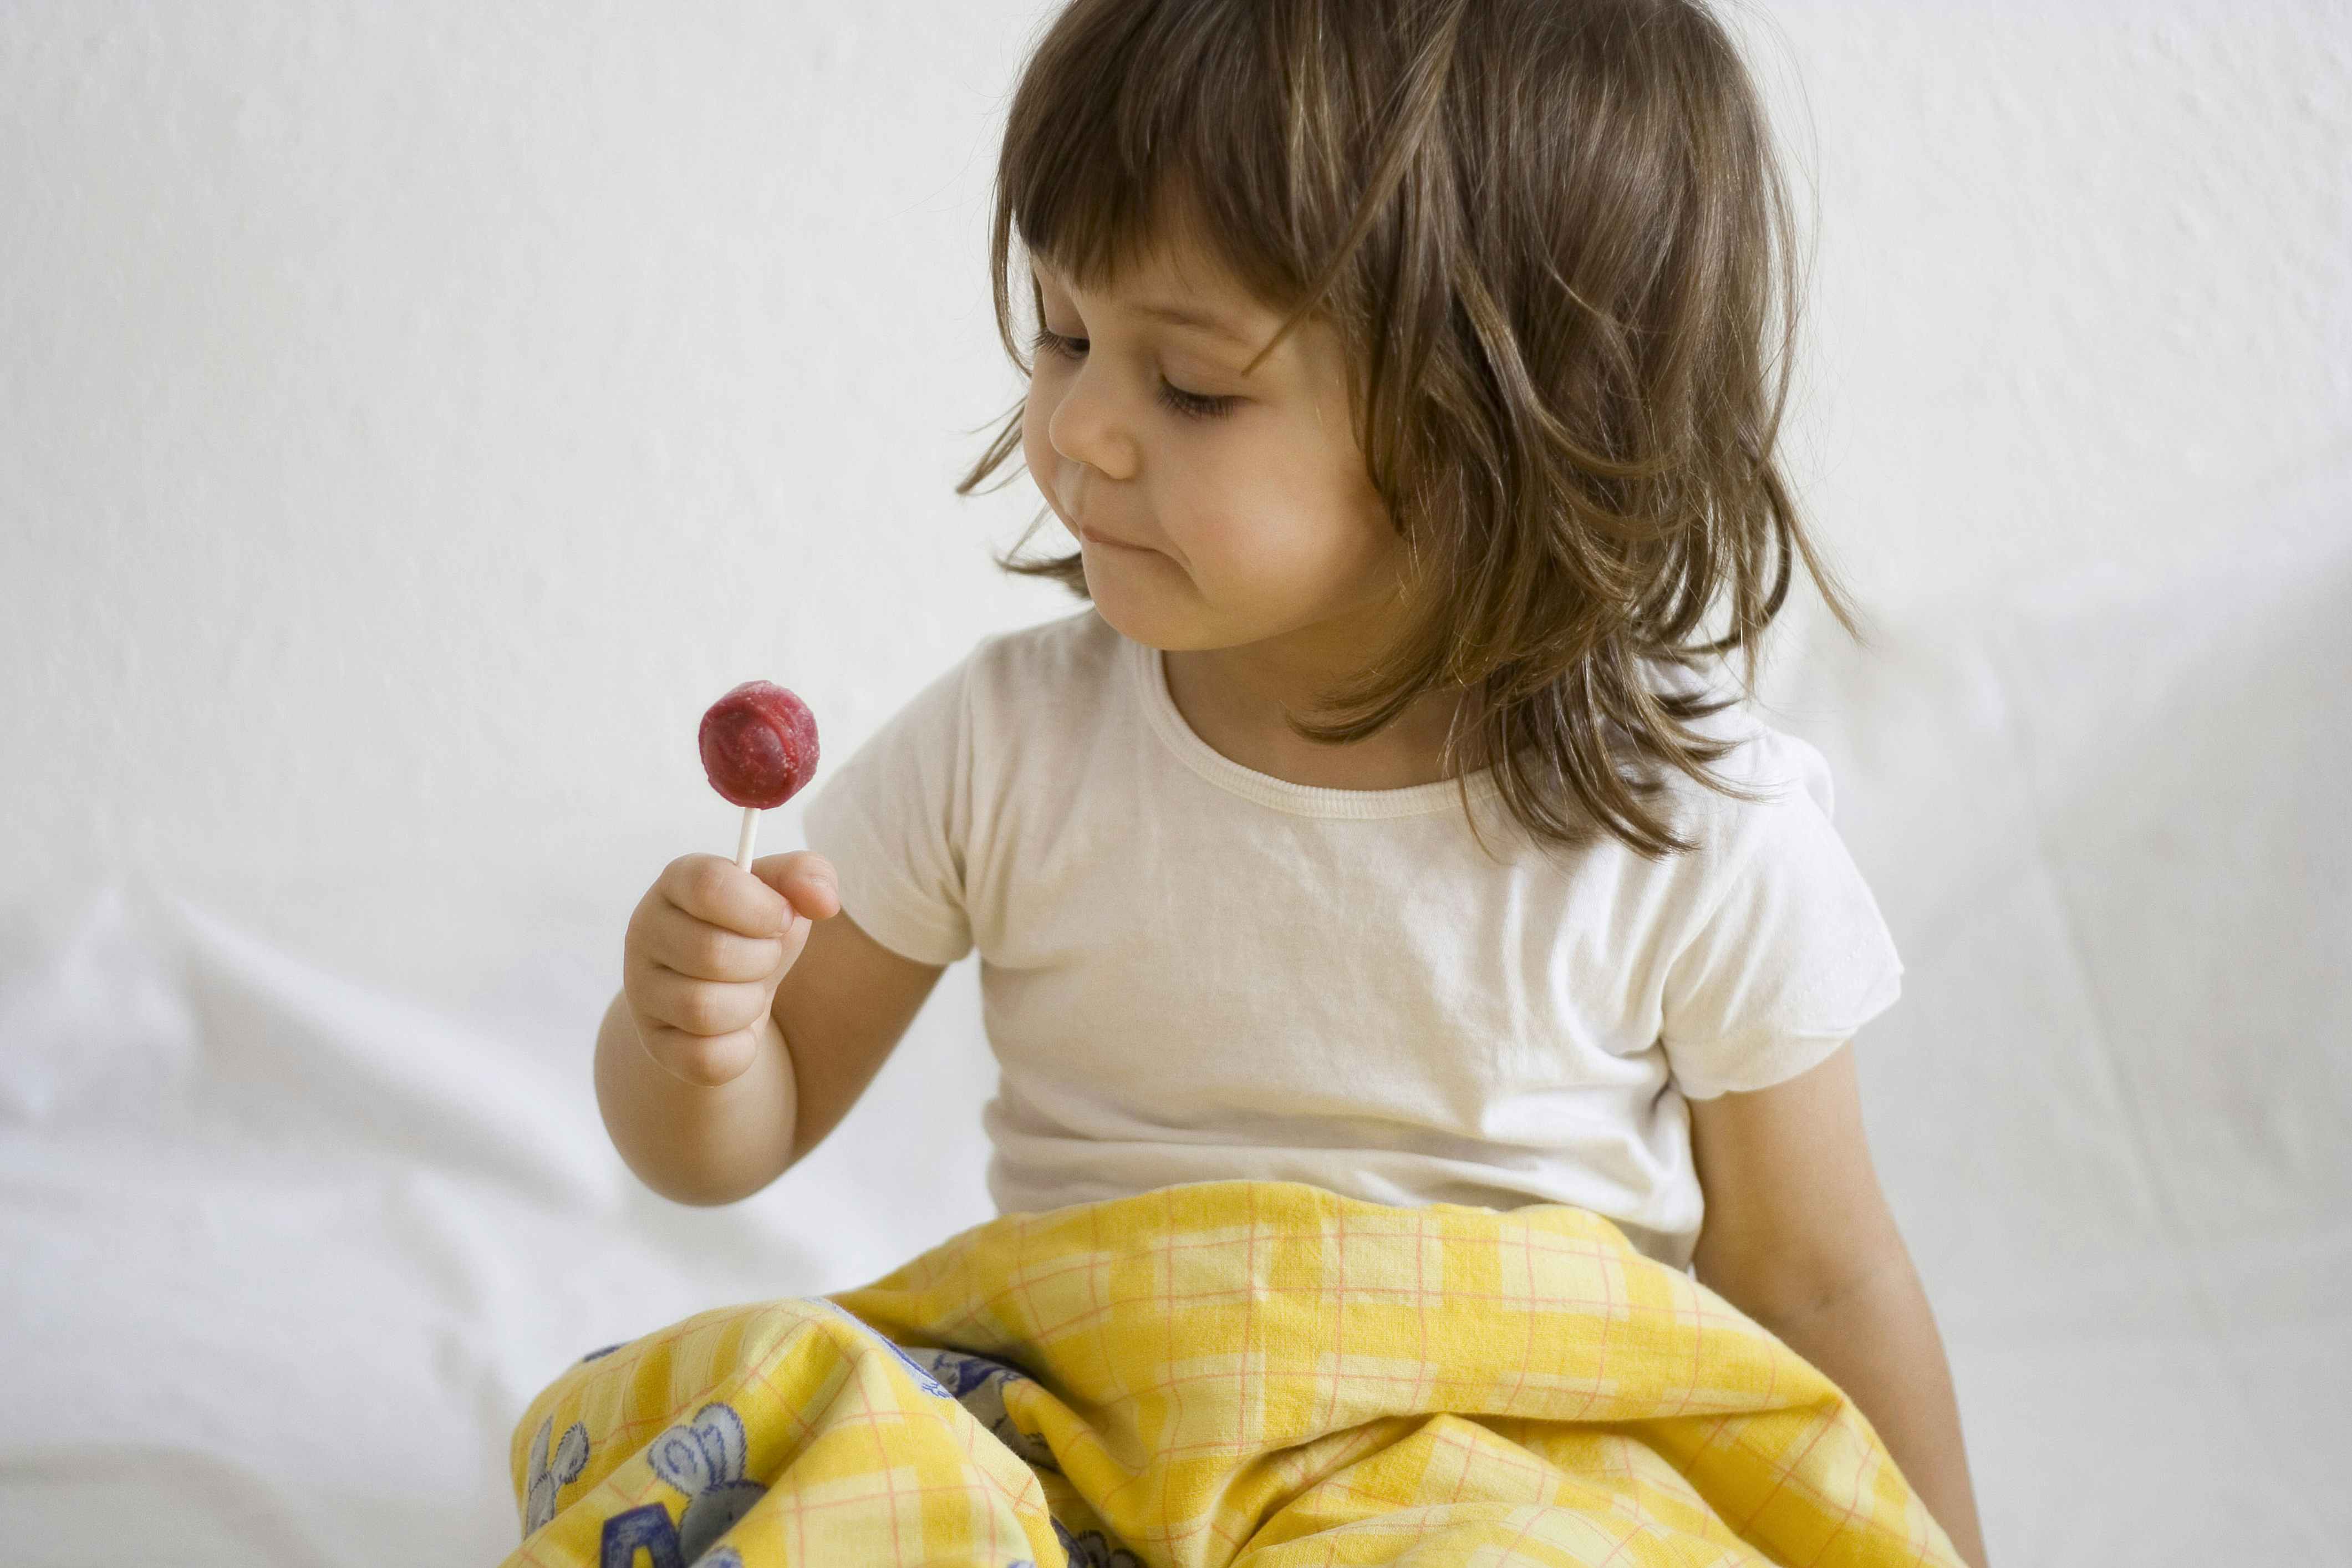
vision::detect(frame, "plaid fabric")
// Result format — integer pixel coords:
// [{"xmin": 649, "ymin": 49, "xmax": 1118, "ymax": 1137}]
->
[{"xmin": 505, "ymin": 1179, "xmax": 1962, "ymax": 1567}]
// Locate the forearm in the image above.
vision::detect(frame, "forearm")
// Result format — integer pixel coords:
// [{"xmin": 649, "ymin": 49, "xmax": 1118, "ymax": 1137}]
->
[
  {"xmin": 592, "ymin": 990, "xmax": 801, "ymax": 1205},
  {"xmin": 1748, "ymin": 1253, "xmax": 1988, "ymax": 1568}
]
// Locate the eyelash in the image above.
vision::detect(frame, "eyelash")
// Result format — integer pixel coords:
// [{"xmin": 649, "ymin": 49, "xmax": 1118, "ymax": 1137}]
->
[{"xmin": 1030, "ymin": 329, "xmax": 1239, "ymax": 421}]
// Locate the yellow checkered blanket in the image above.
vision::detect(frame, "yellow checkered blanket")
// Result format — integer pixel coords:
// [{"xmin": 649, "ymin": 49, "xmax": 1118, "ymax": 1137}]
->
[{"xmin": 506, "ymin": 1179, "xmax": 1962, "ymax": 1566}]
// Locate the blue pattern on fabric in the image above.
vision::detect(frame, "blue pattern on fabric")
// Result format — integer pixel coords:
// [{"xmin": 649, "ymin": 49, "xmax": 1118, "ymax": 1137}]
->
[
  {"xmin": 1052, "ymin": 1518, "xmax": 1143, "ymax": 1568},
  {"xmin": 598, "ymin": 1503, "xmax": 685, "ymax": 1568},
  {"xmin": 646, "ymin": 1402, "xmax": 766, "ymax": 1562},
  {"xmin": 524, "ymin": 1414, "xmax": 591, "ymax": 1534}
]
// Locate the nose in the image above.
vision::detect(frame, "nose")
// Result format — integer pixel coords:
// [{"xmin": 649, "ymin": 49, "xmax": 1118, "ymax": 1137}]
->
[{"xmin": 1044, "ymin": 354, "xmax": 1140, "ymax": 483}]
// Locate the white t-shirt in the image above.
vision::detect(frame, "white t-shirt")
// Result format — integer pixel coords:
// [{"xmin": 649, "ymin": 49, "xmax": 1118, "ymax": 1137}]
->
[{"xmin": 800, "ymin": 607, "xmax": 1902, "ymax": 1271}]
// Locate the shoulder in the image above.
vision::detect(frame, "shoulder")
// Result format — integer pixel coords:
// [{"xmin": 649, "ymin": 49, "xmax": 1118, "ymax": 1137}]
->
[
  {"xmin": 966, "ymin": 604, "xmax": 1121, "ymax": 684},
  {"xmin": 848, "ymin": 607, "xmax": 1117, "ymax": 755},
  {"xmin": 1643, "ymin": 663, "xmax": 1842, "ymax": 881},
  {"xmin": 961, "ymin": 605, "xmax": 1128, "ymax": 726},
  {"xmin": 1638, "ymin": 665, "xmax": 1904, "ymax": 1080}
]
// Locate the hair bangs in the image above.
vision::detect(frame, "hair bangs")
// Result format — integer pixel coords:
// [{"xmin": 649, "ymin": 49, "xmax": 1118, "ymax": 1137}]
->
[{"xmin": 992, "ymin": 0, "xmax": 1343, "ymax": 346}]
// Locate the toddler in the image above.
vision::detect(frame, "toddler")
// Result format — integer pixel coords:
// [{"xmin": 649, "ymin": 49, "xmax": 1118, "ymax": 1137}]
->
[{"xmin": 595, "ymin": 1, "xmax": 1985, "ymax": 1561}]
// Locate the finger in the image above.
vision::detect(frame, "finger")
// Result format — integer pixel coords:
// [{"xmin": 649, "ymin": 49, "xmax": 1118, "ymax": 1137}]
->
[
  {"xmin": 635, "ymin": 1019, "xmax": 760, "ymax": 1088},
  {"xmin": 659, "ymin": 853, "xmax": 792, "ymax": 938},
  {"xmin": 773, "ymin": 902, "xmax": 815, "ymax": 979},
  {"xmin": 626, "ymin": 961, "xmax": 774, "ymax": 1038},
  {"xmin": 751, "ymin": 851, "xmax": 842, "ymax": 922},
  {"xmin": 639, "ymin": 908, "xmax": 786, "ymax": 984},
  {"xmin": 751, "ymin": 851, "xmax": 841, "ymax": 922}
]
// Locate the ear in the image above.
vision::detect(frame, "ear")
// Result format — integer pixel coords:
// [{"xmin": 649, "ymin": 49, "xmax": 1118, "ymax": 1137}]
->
[
  {"xmin": 648, "ymin": 1422, "xmax": 712, "ymax": 1494},
  {"xmin": 553, "ymin": 1422, "xmax": 590, "ymax": 1484},
  {"xmin": 690, "ymin": 1402, "xmax": 750, "ymax": 1483}
]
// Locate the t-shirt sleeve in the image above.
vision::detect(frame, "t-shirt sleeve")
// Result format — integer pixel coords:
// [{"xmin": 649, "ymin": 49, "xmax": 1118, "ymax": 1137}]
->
[
  {"xmin": 1657, "ymin": 732, "xmax": 1903, "ymax": 1099},
  {"xmin": 797, "ymin": 652, "xmax": 978, "ymax": 967}
]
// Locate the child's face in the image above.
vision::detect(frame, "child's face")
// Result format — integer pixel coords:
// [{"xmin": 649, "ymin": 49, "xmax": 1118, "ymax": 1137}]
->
[{"xmin": 1022, "ymin": 235, "xmax": 1402, "ymax": 661}]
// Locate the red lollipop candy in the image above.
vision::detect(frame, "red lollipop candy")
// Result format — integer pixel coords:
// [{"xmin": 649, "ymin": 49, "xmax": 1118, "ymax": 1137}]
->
[{"xmin": 699, "ymin": 680, "xmax": 819, "ymax": 869}]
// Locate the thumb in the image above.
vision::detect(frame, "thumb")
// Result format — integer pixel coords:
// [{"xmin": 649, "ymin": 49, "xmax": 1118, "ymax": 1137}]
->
[{"xmin": 749, "ymin": 849, "xmax": 842, "ymax": 925}]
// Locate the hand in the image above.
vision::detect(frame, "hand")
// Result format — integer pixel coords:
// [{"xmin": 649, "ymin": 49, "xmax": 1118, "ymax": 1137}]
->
[{"xmin": 622, "ymin": 850, "xmax": 842, "ymax": 1086}]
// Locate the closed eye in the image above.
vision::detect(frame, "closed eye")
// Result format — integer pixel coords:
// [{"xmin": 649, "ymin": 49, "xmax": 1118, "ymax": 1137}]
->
[{"xmin": 1029, "ymin": 329, "xmax": 1239, "ymax": 421}]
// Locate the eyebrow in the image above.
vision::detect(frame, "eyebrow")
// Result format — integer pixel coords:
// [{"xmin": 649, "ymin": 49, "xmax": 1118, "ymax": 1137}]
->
[
  {"xmin": 1128, "ymin": 302, "xmax": 1261, "ymax": 349},
  {"xmin": 1033, "ymin": 265, "xmax": 1264, "ymax": 351}
]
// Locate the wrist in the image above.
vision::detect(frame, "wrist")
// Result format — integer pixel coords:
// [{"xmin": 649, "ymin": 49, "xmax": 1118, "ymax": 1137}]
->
[{"xmin": 593, "ymin": 994, "xmax": 798, "ymax": 1205}]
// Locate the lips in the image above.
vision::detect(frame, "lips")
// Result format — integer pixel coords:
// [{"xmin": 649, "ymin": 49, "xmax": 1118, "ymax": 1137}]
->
[{"xmin": 1078, "ymin": 523, "xmax": 1152, "ymax": 551}]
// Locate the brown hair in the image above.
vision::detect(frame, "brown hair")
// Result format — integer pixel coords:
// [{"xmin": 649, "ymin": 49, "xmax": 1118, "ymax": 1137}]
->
[{"xmin": 957, "ymin": 0, "xmax": 1857, "ymax": 858}]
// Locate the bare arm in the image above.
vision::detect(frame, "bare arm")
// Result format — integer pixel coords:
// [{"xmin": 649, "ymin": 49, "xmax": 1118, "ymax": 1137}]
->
[
  {"xmin": 598, "ymin": 851, "xmax": 946, "ymax": 1206},
  {"xmin": 594, "ymin": 990, "xmax": 801, "ymax": 1206},
  {"xmin": 1688, "ymin": 1043, "xmax": 1989, "ymax": 1568},
  {"xmin": 1743, "ymin": 1238, "xmax": 1985, "ymax": 1568},
  {"xmin": 762, "ymin": 899, "xmax": 948, "ymax": 1169}
]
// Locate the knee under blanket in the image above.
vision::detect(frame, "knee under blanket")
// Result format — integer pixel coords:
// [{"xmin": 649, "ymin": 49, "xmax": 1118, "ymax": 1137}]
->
[{"xmin": 505, "ymin": 1179, "xmax": 1963, "ymax": 1567}]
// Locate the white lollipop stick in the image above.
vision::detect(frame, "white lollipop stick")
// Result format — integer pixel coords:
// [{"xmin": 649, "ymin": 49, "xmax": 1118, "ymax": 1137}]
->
[{"xmin": 734, "ymin": 805, "xmax": 760, "ymax": 872}]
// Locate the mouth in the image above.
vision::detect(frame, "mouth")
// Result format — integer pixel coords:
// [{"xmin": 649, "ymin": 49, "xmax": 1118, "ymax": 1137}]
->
[{"xmin": 1077, "ymin": 523, "xmax": 1154, "ymax": 553}]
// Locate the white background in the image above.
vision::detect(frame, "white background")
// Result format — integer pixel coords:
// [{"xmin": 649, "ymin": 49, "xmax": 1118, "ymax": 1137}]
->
[{"xmin": 3, "ymin": 2, "xmax": 2348, "ymax": 1562}]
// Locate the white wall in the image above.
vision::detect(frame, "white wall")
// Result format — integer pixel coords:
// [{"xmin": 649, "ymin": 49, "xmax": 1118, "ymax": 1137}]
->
[{"xmin": 4, "ymin": 1, "xmax": 1063, "ymax": 977}]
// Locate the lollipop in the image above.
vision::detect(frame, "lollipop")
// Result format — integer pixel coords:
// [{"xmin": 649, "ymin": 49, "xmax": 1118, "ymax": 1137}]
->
[{"xmin": 699, "ymin": 680, "xmax": 819, "ymax": 870}]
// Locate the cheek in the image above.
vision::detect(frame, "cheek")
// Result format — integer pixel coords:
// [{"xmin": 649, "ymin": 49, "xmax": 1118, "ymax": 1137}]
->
[
  {"xmin": 1183, "ymin": 442, "xmax": 1392, "ymax": 593},
  {"xmin": 1021, "ymin": 379, "xmax": 1065, "ymax": 500},
  {"xmin": 1170, "ymin": 511, "xmax": 1342, "ymax": 625}
]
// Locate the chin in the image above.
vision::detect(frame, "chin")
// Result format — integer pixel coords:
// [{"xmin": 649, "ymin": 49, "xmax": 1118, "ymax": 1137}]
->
[
  {"xmin": 1082, "ymin": 563, "xmax": 1209, "ymax": 652},
  {"xmin": 1084, "ymin": 584, "xmax": 1173, "ymax": 650}
]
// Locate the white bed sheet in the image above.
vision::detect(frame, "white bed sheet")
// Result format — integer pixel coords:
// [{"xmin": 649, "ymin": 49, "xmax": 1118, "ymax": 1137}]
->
[{"xmin": 4, "ymin": 504, "xmax": 2348, "ymax": 1565}]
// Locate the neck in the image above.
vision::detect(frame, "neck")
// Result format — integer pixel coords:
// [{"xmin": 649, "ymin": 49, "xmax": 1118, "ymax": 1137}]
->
[{"xmin": 1159, "ymin": 627, "xmax": 1467, "ymax": 792}]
